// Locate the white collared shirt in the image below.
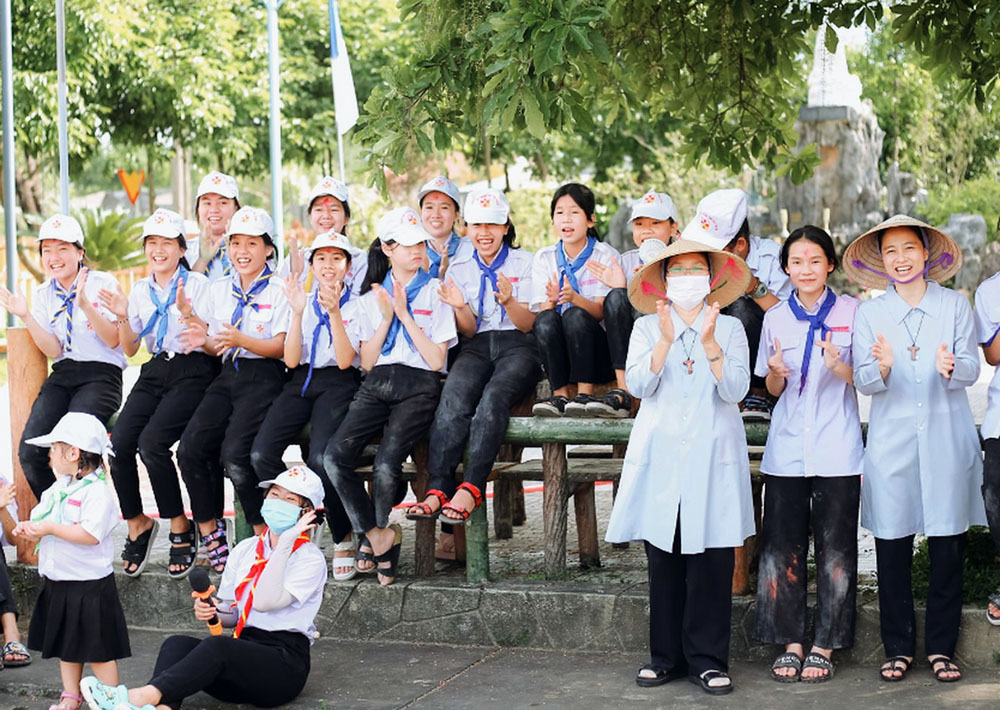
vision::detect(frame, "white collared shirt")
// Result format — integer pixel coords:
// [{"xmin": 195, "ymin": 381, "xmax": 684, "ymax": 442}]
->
[
  {"xmin": 276, "ymin": 249, "xmax": 369, "ymax": 300},
  {"xmin": 529, "ymin": 240, "xmax": 622, "ymax": 311},
  {"xmin": 290, "ymin": 292, "xmax": 361, "ymax": 370},
  {"xmin": 745, "ymin": 236, "xmax": 793, "ymax": 300},
  {"xmin": 128, "ymin": 269, "xmax": 211, "ymax": 354},
  {"xmin": 351, "ymin": 274, "xmax": 457, "ymax": 372},
  {"xmin": 217, "ymin": 534, "xmax": 327, "ymax": 643},
  {"xmin": 31, "ymin": 271, "xmax": 127, "ymax": 369},
  {"xmin": 208, "ymin": 269, "xmax": 290, "ymax": 361},
  {"xmin": 974, "ymin": 271, "xmax": 1000, "ymax": 440},
  {"xmin": 756, "ymin": 289, "xmax": 863, "ymax": 477},
  {"xmin": 853, "ymin": 281, "xmax": 986, "ymax": 538},
  {"xmin": 427, "ymin": 235, "xmax": 475, "ymax": 279},
  {"xmin": 33, "ymin": 470, "xmax": 118, "ymax": 582},
  {"xmin": 446, "ymin": 248, "xmax": 534, "ymax": 333},
  {"xmin": 620, "ymin": 248, "xmax": 643, "ymax": 282}
]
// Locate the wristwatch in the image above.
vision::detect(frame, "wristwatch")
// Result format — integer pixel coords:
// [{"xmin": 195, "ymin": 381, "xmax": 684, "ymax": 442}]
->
[{"xmin": 751, "ymin": 279, "xmax": 769, "ymax": 300}]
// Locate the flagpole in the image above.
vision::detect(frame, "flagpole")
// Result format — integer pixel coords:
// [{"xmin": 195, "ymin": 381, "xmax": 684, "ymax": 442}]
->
[
  {"xmin": 2, "ymin": 0, "xmax": 18, "ymax": 325},
  {"xmin": 337, "ymin": 132, "xmax": 346, "ymax": 184},
  {"xmin": 264, "ymin": 0, "xmax": 284, "ymax": 259},
  {"xmin": 55, "ymin": 0, "xmax": 69, "ymax": 213}
]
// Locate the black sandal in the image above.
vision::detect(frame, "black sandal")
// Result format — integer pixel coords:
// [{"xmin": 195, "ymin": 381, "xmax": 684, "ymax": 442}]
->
[
  {"xmin": 801, "ymin": 652, "xmax": 834, "ymax": 683},
  {"xmin": 167, "ymin": 522, "xmax": 197, "ymax": 580},
  {"xmin": 356, "ymin": 535, "xmax": 376, "ymax": 574},
  {"xmin": 201, "ymin": 523, "xmax": 229, "ymax": 574},
  {"xmin": 121, "ymin": 522, "xmax": 158, "ymax": 578},
  {"xmin": 374, "ymin": 524, "xmax": 403, "ymax": 587},
  {"xmin": 879, "ymin": 656, "xmax": 911, "ymax": 682},
  {"xmin": 635, "ymin": 664, "xmax": 686, "ymax": 687},
  {"xmin": 929, "ymin": 656, "xmax": 962, "ymax": 683},
  {"xmin": 770, "ymin": 652, "xmax": 803, "ymax": 683},
  {"xmin": 688, "ymin": 669, "xmax": 733, "ymax": 695}
]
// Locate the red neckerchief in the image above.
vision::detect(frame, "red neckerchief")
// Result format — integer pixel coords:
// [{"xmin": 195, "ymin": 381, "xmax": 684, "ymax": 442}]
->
[{"xmin": 233, "ymin": 528, "xmax": 310, "ymax": 638}]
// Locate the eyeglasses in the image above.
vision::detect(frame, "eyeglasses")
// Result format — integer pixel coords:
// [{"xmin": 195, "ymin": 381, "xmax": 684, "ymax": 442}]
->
[{"xmin": 665, "ymin": 266, "xmax": 709, "ymax": 275}]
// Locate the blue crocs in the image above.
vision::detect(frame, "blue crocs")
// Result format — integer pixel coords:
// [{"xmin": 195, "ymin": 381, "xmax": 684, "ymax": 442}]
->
[{"xmin": 80, "ymin": 677, "xmax": 154, "ymax": 710}]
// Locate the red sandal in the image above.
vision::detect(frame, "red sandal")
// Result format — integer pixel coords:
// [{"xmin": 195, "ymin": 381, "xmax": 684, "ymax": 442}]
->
[
  {"xmin": 441, "ymin": 482, "xmax": 483, "ymax": 525},
  {"xmin": 405, "ymin": 489, "xmax": 448, "ymax": 520}
]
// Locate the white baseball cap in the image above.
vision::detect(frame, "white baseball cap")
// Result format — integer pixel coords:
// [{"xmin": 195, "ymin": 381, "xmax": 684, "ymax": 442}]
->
[
  {"xmin": 38, "ymin": 214, "xmax": 85, "ymax": 246},
  {"xmin": 258, "ymin": 464, "xmax": 325, "ymax": 510},
  {"xmin": 226, "ymin": 206, "xmax": 275, "ymax": 240},
  {"xmin": 679, "ymin": 189, "xmax": 749, "ymax": 250},
  {"xmin": 307, "ymin": 230, "xmax": 354, "ymax": 259},
  {"xmin": 307, "ymin": 176, "xmax": 350, "ymax": 210},
  {"xmin": 142, "ymin": 209, "xmax": 186, "ymax": 240},
  {"xmin": 629, "ymin": 190, "xmax": 679, "ymax": 224},
  {"xmin": 463, "ymin": 188, "xmax": 510, "ymax": 225},
  {"xmin": 196, "ymin": 171, "xmax": 240, "ymax": 201},
  {"xmin": 417, "ymin": 176, "xmax": 461, "ymax": 210},
  {"xmin": 26, "ymin": 412, "xmax": 114, "ymax": 457},
  {"xmin": 376, "ymin": 207, "xmax": 431, "ymax": 247}
]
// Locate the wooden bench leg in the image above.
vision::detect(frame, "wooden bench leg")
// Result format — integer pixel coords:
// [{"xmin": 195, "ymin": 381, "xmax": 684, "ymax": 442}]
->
[
  {"xmin": 493, "ymin": 478, "xmax": 514, "ymax": 539},
  {"xmin": 610, "ymin": 478, "xmax": 628, "ymax": 550},
  {"xmin": 411, "ymin": 442, "xmax": 436, "ymax": 577},
  {"xmin": 512, "ymin": 484, "xmax": 526, "ymax": 526},
  {"xmin": 542, "ymin": 442, "xmax": 568, "ymax": 576},
  {"xmin": 573, "ymin": 482, "xmax": 600, "ymax": 569},
  {"xmin": 465, "ymin": 500, "xmax": 489, "ymax": 582}
]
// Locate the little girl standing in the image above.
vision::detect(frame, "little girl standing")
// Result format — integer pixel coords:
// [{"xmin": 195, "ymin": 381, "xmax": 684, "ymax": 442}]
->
[{"xmin": 15, "ymin": 413, "xmax": 129, "ymax": 710}]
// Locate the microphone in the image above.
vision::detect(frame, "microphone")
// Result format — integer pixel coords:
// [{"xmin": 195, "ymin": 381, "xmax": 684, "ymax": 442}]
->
[{"xmin": 189, "ymin": 567, "xmax": 222, "ymax": 636}]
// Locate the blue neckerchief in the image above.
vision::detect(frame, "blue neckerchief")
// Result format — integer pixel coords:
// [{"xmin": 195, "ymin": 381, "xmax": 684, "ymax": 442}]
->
[
  {"xmin": 787, "ymin": 288, "xmax": 837, "ymax": 394},
  {"xmin": 339, "ymin": 287, "xmax": 350, "ymax": 309},
  {"xmin": 555, "ymin": 236, "xmax": 596, "ymax": 313},
  {"xmin": 427, "ymin": 232, "xmax": 461, "ymax": 278},
  {"xmin": 207, "ymin": 241, "xmax": 232, "ymax": 277},
  {"xmin": 51, "ymin": 278, "xmax": 78, "ymax": 351},
  {"xmin": 137, "ymin": 267, "xmax": 187, "ymax": 353},
  {"xmin": 229, "ymin": 265, "xmax": 273, "ymax": 365},
  {"xmin": 381, "ymin": 270, "xmax": 431, "ymax": 355},
  {"xmin": 302, "ymin": 294, "xmax": 332, "ymax": 396},
  {"xmin": 473, "ymin": 245, "xmax": 509, "ymax": 328}
]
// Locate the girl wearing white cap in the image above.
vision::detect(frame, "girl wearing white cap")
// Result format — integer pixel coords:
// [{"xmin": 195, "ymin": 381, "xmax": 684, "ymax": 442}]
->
[
  {"xmin": 81, "ymin": 465, "xmax": 327, "ymax": 710},
  {"xmin": 189, "ymin": 171, "xmax": 241, "ymax": 281},
  {"xmin": 13, "ymin": 413, "xmax": 129, "ymax": 710},
  {"xmin": 323, "ymin": 207, "xmax": 457, "ymax": 585},
  {"xmin": 846, "ymin": 216, "xmax": 984, "ymax": 683},
  {"xmin": 251, "ymin": 230, "xmax": 362, "ymax": 581},
  {"xmin": 605, "ymin": 237, "xmax": 754, "ymax": 696},
  {"xmin": 96, "ymin": 209, "xmax": 216, "ymax": 580},
  {"xmin": 586, "ymin": 189, "xmax": 681, "ymax": 417},
  {"xmin": 530, "ymin": 183, "xmax": 622, "ymax": 416},
  {"xmin": 417, "ymin": 176, "xmax": 473, "ymax": 279},
  {"xmin": 0, "ymin": 214, "xmax": 125, "ymax": 500},
  {"xmin": 406, "ymin": 188, "xmax": 540, "ymax": 525},
  {"xmin": 754, "ymin": 227, "xmax": 863, "ymax": 683},
  {"xmin": 176, "ymin": 207, "xmax": 291, "ymax": 572}
]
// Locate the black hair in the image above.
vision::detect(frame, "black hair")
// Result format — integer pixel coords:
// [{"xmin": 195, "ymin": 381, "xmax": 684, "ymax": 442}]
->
[
  {"xmin": 143, "ymin": 234, "xmax": 191, "ymax": 271},
  {"xmin": 724, "ymin": 218, "xmax": 751, "ymax": 251},
  {"xmin": 308, "ymin": 245, "xmax": 352, "ymax": 266},
  {"xmin": 469, "ymin": 220, "xmax": 518, "ymax": 248},
  {"xmin": 76, "ymin": 450, "xmax": 104, "ymax": 480},
  {"xmin": 875, "ymin": 225, "xmax": 927, "ymax": 251},
  {"xmin": 780, "ymin": 225, "xmax": 839, "ymax": 273},
  {"xmin": 664, "ymin": 251, "xmax": 711, "ymax": 278},
  {"xmin": 361, "ymin": 238, "xmax": 391, "ymax": 294},
  {"xmin": 38, "ymin": 240, "xmax": 89, "ymax": 272},
  {"xmin": 194, "ymin": 195, "xmax": 241, "ymax": 225},
  {"xmin": 419, "ymin": 192, "xmax": 460, "ymax": 212},
  {"xmin": 550, "ymin": 183, "xmax": 602, "ymax": 241},
  {"xmin": 308, "ymin": 196, "xmax": 351, "ymax": 235},
  {"xmin": 229, "ymin": 231, "xmax": 277, "ymax": 261}
]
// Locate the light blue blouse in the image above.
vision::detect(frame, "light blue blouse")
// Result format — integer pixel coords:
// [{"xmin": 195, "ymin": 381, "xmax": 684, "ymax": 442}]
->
[
  {"xmin": 605, "ymin": 307, "xmax": 755, "ymax": 553},
  {"xmin": 974, "ymin": 271, "xmax": 1000, "ymax": 440},
  {"xmin": 852, "ymin": 281, "xmax": 986, "ymax": 538}
]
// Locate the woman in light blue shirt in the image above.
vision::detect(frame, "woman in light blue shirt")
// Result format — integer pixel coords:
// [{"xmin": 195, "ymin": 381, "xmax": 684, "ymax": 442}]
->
[
  {"xmin": 845, "ymin": 215, "xmax": 986, "ymax": 684},
  {"xmin": 606, "ymin": 227, "xmax": 754, "ymax": 696}
]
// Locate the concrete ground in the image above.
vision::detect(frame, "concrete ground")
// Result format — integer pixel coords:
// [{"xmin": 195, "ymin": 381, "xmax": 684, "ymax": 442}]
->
[{"xmin": 1, "ymin": 630, "xmax": 999, "ymax": 710}]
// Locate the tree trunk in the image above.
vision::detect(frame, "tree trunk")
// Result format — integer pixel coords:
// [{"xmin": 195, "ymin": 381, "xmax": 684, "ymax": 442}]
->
[{"xmin": 14, "ymin": 152, "xmax": 45, "ymax": 282}]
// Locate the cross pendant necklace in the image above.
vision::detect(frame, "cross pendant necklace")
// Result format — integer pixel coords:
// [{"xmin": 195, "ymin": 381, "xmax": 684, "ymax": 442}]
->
[
  {"xmin": 902, "ymin": 310, "xmax": 925, "ymax": 361},
  {"xmin": 681, "ymin": 331, "xmax": 696, "ymax": 375}
]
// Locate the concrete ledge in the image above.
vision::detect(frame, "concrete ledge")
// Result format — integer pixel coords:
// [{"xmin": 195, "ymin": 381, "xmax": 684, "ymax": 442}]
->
[{"xmin": 11, "ymin": 565, "xmax": 1000, "ymax": 667}]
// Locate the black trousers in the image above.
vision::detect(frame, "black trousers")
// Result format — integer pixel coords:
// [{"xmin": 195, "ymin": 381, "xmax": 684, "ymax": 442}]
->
[
  {"xmin": 875, "ymin": 533, "xmax": 967, "ymax": 658},
  {"xmin": 982, "ymin": 438, "xmax": 1000, "ymax": 554},
  {"xmin": 149, "ymin": 628, "xmax": 309, "ymax": 710},
  {"xmin": 532, "ymin": 306, "xmax": 613, "ymax": 391},
  {"xmin": 603, "ymin": 287, "xmax": 638, "ymax": 372},
  {"xmin": 0, "ymin": 552, "xmax": 18, "ymax": 617},
  {"xmin": 645, "ymin": 522, "xmax": 735, "ymax": 676},
  {"xmin": 250, "ymin": 365, "xmax": 361, "ymax": 542},
  {"xmin": 20, "ymin": 360, "xmax": 122, "ymax": 499},
  {"xmin": 722, "ymin": 296, "xmax": 765, "ymax": 391},
  {"xmin": 755, "ymin": 475, "xmax": 860, "ymax": 649},
  {"xmin": 110, "ymin": 352, "xmax": 219, "ymax": 521},
  {"xmin": 177, "ymin": 358, "xmax": 288, "ymax": 527},
  {"xmin": 324, "ymin": 364, "xmax": 441, "ymax": 532},
  {"xmin": 427, "ymin": 331, "xmax": 541, "ymax": 495}
]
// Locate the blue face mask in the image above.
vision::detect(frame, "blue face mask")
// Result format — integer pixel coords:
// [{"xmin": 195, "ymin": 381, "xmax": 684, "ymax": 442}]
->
[{"xmin": 260, "ymin": 497, "xmax": 302, "ymax": 535}]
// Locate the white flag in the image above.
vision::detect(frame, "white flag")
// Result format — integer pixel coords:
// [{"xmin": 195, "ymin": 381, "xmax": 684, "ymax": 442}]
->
[{"xmin": 328, "ymin": 0, "xmax": 359, "ymax": 136}]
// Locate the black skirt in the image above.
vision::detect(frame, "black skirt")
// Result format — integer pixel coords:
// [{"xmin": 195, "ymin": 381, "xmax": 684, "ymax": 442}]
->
[{"xmin": 28, "ymin": 574, "xmax": 131, "ymax": 663}]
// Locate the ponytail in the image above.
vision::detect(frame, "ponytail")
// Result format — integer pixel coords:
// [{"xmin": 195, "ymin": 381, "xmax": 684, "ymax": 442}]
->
[
  {"xmin": 76, "ymin": 450, "xmax": 104, "ymax": 480},
  {"xmin": 502, "ymin": 220, "xmax": 518, "ymax": 248},
  {"xmin": 586, "ymin": 226, "xmax": 602, "ymax": 241},
  {"xmin": 361, "ymin": 238, "xmax": 390, "ymax": 294}
]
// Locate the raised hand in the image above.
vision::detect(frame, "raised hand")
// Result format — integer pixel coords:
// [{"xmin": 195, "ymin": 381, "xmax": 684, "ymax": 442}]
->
[
  {"xmin": 656, "ymin": 299, "xmax": 674, "ymax": 344},
  {"xmin": 872, "ymin": 333, "xmax": 893, "ymax": 371},
  {"xmin": 544, "ymin": 273, "xmax": 561, "ymax": 307},
  {"xmin": 390, "ymin": 278, "xmax": 410, "ymax": 320},
  {"xmin": 585, "ymin": 259, "xmax": 626, "ymax": 289},
  {"xmin": 317, "ymin": 282, "xmax": 343, "ymax": 314},
  {"xmin": 768, "ymin": 337, "xmax": 791, "ymax": 378},
  {"xmin": 176, "ymin": 279, "xmax": 193, "ymax": 319},
  {"xmin": 557, "ymin": 280, "xmax": 577, "ymax": 306},
  {"xmin": 818, "ymin": 331, "xmax": 842, "ymax": 370},
  {"xmin": 700, "ymin": 302, "xmax": 721, "ymax": 346},
  {"xmin": 0, "ymin": 482, "xmax": 15, "ymax": 508},
  {"xmin": 0, "ymin": 285, "xmax": 30, "ymax": 319},
  {"xmin": 370, "ymin": 284, "xmax": 394, "ymax": 322},
  {"xmin": 73, "ymin": 267, "xmax": 89, "ymax": 306},
  {"xmin": 288, "ymin": 235, "xmax": 304, "ymax": 279},
  {"xmin": 284, "ymin": 275, "xmax": 306, "ymax": 315},
  {"xmin": 98, "ymin": 284, "xmax": 128, "ymax": 318},
  {"xmin": 935, "ymin": 343, "xmax": 955, "ymax": 379},
  {"xmin": 495, "ymin": 273, "xmax": 514, "ymax": 305},
  {"xmin": 437, "ymin": 278, "xmax": 466, "ymax": 309},
  {"xmin": 179, "ymin": 321, "xmax": 208, "ymax": 353}
]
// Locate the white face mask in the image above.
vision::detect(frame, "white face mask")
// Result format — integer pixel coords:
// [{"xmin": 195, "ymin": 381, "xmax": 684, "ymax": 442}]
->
[{"xmin": 666, "ymin": 274, "xmax": 711, "ymax": 310}]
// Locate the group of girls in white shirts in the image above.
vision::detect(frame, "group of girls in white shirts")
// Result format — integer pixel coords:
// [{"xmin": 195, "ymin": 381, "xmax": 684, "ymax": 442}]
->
[{"xmin": 3, "ymin": 172, "xmax": 1000, "ymax": 707}]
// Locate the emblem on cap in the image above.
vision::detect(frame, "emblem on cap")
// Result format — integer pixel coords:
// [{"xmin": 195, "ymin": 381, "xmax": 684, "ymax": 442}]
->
[{"xmin": 699, "ymin": 214, "xmax": 718, "ymax": 232}]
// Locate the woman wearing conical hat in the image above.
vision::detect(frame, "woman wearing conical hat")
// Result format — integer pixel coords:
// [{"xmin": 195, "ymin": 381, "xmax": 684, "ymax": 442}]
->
[{"xmin": 845, "ymin": 215, "xmax": 986, "ymax": 683}]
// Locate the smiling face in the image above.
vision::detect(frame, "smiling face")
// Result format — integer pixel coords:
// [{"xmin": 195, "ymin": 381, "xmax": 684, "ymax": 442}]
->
[
  {"xmin": 144, "ymin": 235, "xmax": 184, "ymax": 277},
  {"xmin": 632, "ymin": 217, "xmax": 678, "ymax": 247},
  {"xmin": 551, "ymin": 194, "xmax": 594, "ymax": 251},
  {"xmin": 197, "ymin": 193, "xmax": 238, "ymax": 237},
  {"xmin": 39, "ymin": 240, "xmax": 83, "ymax": 282},
  {"xmin": 879, "ymin": 226, "xmax": 928, "ymax": 282},
  {"xmin": 228, "ymin": 234, "xmax": 272, "ymax": 276},
  {"xmin": 787, "ymin": 238, "xmax": 833, "ymax": 299},
  {"xmin": 466, "ymin": 222, "xmax": 507, "ymax": 261},
  {"xmin": 310, "ymin": 247, "xmax": 349, "ymax": 287},
  {"xmin": 420, "ymin": 192, "xmax": 458, "ymax": 241},
  {"xmin": 309, "ymin": 196, "xmax": 348, "ymax": 234}
]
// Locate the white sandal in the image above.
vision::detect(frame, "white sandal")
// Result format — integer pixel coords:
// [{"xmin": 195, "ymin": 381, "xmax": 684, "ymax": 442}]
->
[{"xmin": 332, "ymin": 539, "xmax": 358, "ymax": 581}]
